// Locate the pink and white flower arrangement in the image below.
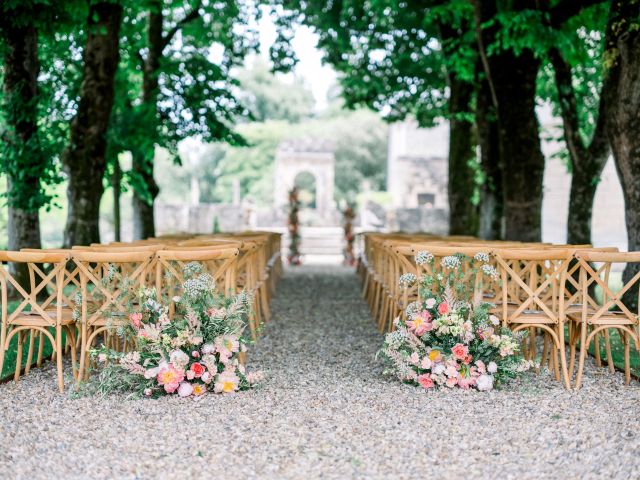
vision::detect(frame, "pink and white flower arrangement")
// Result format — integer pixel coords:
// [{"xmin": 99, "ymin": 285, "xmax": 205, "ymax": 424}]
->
[
  {"xmin": 380, "ymin": 252, "xmax": 531, "ymax": 391},
  {"xmin": 86, "ymin": 262, "xmax": 263, "ymax": 399}
]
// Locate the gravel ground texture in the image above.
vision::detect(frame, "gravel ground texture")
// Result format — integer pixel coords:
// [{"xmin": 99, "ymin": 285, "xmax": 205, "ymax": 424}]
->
[{"xmin": 1, "ymin": 264, "xmax": 640, "ymax": 479}]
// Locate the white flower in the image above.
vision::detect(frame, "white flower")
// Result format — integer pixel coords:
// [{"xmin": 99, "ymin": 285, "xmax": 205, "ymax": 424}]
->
[
  {"xmin": 144, "ymin": 388, "xmax": 152, "ymax": 396},
  {"xmin": 489, "ymin": 315, "xmax": 500, "ymax": 326},
  {"xmin": 476, "ymin": 374, "xmax": 494, "ymax": 391},
  {"xmin": 432, "ymin": 363, "xmax": 446, "ymax": 375},
  {"xmin": 425, "ymin": 298, "xmax": 436, "ymax": 309},
  {"xmin": 487, "ymin": 361, "xmax": 498, "ymax": 374},
  {"xmin": 399, "ymin": 273, "xmax": 417, "ymax": 287},
  {"xmin": 201, "ymin": 343, "xmax": 215, "ymax": 355},
  {"xmin": 481, "ymin": 264, "xmax": 499, "ymax": 280},
  {"xmin": 170, "ymin": 350, "xmax": 190, "ymax": 369},
  {"xmin": 178, "ymin": 382, "xmax": 194, "ymax": 397},
  {"xmin": 201, "ymin": 371, "xmax": 212, "ymax": 384},
  {"xmin": 98, "ymin": 353, "xmax": 107, "ymax": 363},
  {"xmin": 144, "ymin": 367, "xmax": 159, "ymax": 379},
  {"xmin": 415, "ymin": 251, "xmax": 434, "ymax": 265},
  {"xmin": 474, "ymin": 252, "xmax": 490, "ymax": 263},
  {"xmin": 172, "ymin": 296, "xmax": 181, "ymax": 303},
  {"xmin": 441, "ymin": 255, "xmax": 461, "ymax": 269}
]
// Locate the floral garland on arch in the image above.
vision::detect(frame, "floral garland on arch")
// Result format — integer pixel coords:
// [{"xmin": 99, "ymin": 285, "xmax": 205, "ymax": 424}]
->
[
  {"xmin": 380, "ymin": 252, "xmax": 534, "ymax": 391},
  {"xmin": 80, "ymin": 262, "xmax": 262, "ymax": 399},
  {"xmin": 287, "ymin": 186, "xmax": 302, "ymax": 265},
  {"xmin": 342, "ymin": 206, "xmax": 356, "ymax": 266}
]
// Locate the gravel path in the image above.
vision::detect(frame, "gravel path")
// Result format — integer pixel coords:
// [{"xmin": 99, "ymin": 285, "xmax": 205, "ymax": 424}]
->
[{"xmin": 1, "ymin": 265, "xmax": 640, "ymax": 479}]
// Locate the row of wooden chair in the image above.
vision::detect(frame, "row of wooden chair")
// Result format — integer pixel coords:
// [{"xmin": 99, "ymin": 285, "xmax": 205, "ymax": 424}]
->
[
  {"xmin": 0, "ymin": 231, "xmax": 283, "ymax": 392},
  {"xmin": 357, "ymin": 232, "xmax": 640, "ymax": 389}
]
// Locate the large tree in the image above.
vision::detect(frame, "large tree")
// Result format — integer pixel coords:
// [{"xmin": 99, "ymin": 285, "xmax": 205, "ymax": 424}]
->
[
  {"xmin": 116, "ymin": 0, "xmax": 255, "ymax": 239},
  {"xmin": 269, "ymin": 0, "xmax": 481, "ymax": 236},
  {"xmin": 0, "ymin": 2, "xmax": 70, "ymax": 285},
  {"xmin": 600, "ymin": 0, "xmax": 640, "ymax": 305},
  {"xmin": 62, "ymin": 1, "xmax": 123, "ymax": 247},
  {"xmin": 547, "ymin": 21, "xmax": 609, "ymax": 245}
]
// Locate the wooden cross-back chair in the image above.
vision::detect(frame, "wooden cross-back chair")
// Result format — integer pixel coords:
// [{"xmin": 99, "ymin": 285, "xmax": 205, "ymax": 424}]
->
[
  {"xmin": 0, "ymin": 251, "xmax": 75, "ymax": 392},
  {"xmin": 155, "ymin": 247, "xmax": 239, "ymax": 322},
  {"xmin": 73, "ymin": 250, "xmax": 155, "ymax": 381},
  {"xmin": 494, "ymin": 248, "xmax": 573, "ymax": 388},
  {"xmin": 571, "ymin": 251, "xmax": 640, "ymax": 388},
  {"xmin": 171, "ymin": 241, "xmax": 265, "ymax": 337}
]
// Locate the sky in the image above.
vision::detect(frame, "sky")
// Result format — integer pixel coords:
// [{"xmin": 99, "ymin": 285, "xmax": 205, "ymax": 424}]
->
[{"xmin": 253, "ymin": 6, "xmax": 337, "ymax": 111}]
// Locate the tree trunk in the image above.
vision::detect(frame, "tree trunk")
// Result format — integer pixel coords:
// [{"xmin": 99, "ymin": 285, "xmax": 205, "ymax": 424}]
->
[
  {"xmin": 132, "ymin": 156, "xmax": 158, "ymax": 239},
  {"xmin": 476, "ymin": 72, "xmax": 503, "ymax": 240},
  {"xmin": 1, "ymin": 18, "xmax": 42, "ymax": 287},
  {"xmin": 492, "ymin": 52, "xmax": 544, "ymax": 242},
  {"xmin": 549, "ymin": 48, "xmax": 609, "ymax": 246},
  {"xmin": 601, "ymin": 0, "xmax": 640, "ymax": 308},
  {"xmin": 63, "ymin": 2, "xmax": 122, "ymax": 247},
  {"xmin": 111, "ymin": 158, "xmax": 121, "ymax": 242},
  {"xmin": 447, "ymin": 77, "xmax": 479, "ymax": 236},
  {"xmin": 131, "ymin": 5, "xmax": 163, "ymax": 239},
  {"xmin": 474, "ymin": 0, "xmax": 544, "ymax": 242}
]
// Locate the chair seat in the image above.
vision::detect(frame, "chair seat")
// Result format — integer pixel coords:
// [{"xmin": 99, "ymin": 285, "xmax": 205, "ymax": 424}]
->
[
  {"xmin": 11, "ymin": 310, "xmax": 75, "ymax": 326},
  {"xmin": 568, "ymin": 311, "xmax": 638, "ymax": 326},
  {"xmin": 507, "ymin": 310, "xmax": 558, "ymax": 324}
]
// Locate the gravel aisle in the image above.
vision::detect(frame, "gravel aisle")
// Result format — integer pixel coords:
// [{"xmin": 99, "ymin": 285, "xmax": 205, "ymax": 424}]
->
[{"xmin": 1, "ymin": 265, "xmax": 640, "ymax": 479}]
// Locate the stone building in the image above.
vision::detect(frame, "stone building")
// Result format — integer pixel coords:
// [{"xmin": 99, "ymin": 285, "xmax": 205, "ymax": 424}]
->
[{"xmin": 385, "ymin": 119, "xmax": 450, "ymax": 233}]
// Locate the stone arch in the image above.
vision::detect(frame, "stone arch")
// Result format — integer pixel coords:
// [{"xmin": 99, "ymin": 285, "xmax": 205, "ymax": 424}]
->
[
  {"xmin": 274, "ymin": 138, "xmax": 336, "ymax": 224},
  {"xmin": 294, "ymin": 170, "xmax": 317, "ymax": 208}
]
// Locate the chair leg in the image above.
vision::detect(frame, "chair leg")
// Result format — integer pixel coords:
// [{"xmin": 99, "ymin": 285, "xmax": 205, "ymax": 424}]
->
[
  {"xmin": 540, "ymin": 334, "xmax": 550, "ymax": 370},
  {"xmin": 603, "ymin": 329, "xmax": 615, "ymax": 374},
  {"xmin": 37, "ymin": 331, "xmax": 45, "ymax": 367},
  {"xmin": 25, "ymin": 330, "xmax": 35, "ymax": 375},
  {"xmin": 56, "ymin": 325, "xmax": 64, "ymax": 393},
  {"xmin": 77, "ymin": 327, "xmax": 89, "ymax": 384},
  {"xmin": 65, "ymin": 326, "xmax": 78, "ymax": 380},
  {"xmin": 568, "ymin": 322, "xmax": 579, "ymax": 376},
  {"xmin": 574, "ymin": 322, "xmax": 589, "ymax": 390},
  {"xmin": 558, "ymin": 330, "xmax": 571, "ymax": 389},
  {"xmin": 593, "ymin": 330, "xmax": 602, "ymax": 367},
  {"xmin": 623, "ymin": 332, "xmax": 631, "ymax": 386},
  {"xmin": 14, "ymin": 331, "xmax": 24, "ymax": 382}
]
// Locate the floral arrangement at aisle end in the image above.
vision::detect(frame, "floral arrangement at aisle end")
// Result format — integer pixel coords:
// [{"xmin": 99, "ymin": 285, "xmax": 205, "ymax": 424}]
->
[
  {"xmin": 380, "ymin": 252, "xmax": 533, "ymax": 391},
  {"xmin": 342, "ymin": 206, "xmax": 356, "ymax": 266},
  {"xmin": 287, "ymin": 186, "xmax": 302, "ymax": 265},
  {"xmin": 81, "ymin": 262, "xmax": 262, "ymax": 398}
]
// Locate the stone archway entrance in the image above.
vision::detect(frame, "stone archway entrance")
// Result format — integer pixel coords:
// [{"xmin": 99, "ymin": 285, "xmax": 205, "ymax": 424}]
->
[{"xmin": 274, "ymin": 138, "xmax": 336, "ymax": 225}]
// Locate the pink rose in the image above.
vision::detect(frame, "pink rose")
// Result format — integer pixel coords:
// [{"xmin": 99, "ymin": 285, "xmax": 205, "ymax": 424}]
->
[
  {"xmin": 201, "ymin": 371, "xmax": 212, "ymax": 384},
  {"xmin": 129, "ymin": 312, "xmax": 143, "ymax": 328},
  {"xmin": 192, "ymin": 351, "xmax": 200, "ymax": 358},
  {"xmin": 190, "ymin": 362, "xmax": 206, "ymax": 378},
  {"xmin": 437, "ymin": 302, "xmax": 450, "ymax": 315},
  {"xmin": 458, "ymin": 376, "xmax": 475, "ymax": 390},
  {"xmin": 417, "ymin": 374, "xmax": 435, "ymax": 389},
  {"xmin": 445, "ymin": 376, "xmax": 458, "ymax": 388},
  {"xmin": 451, "ymin": 343, "xmax": 468, "ymax": 360}
]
